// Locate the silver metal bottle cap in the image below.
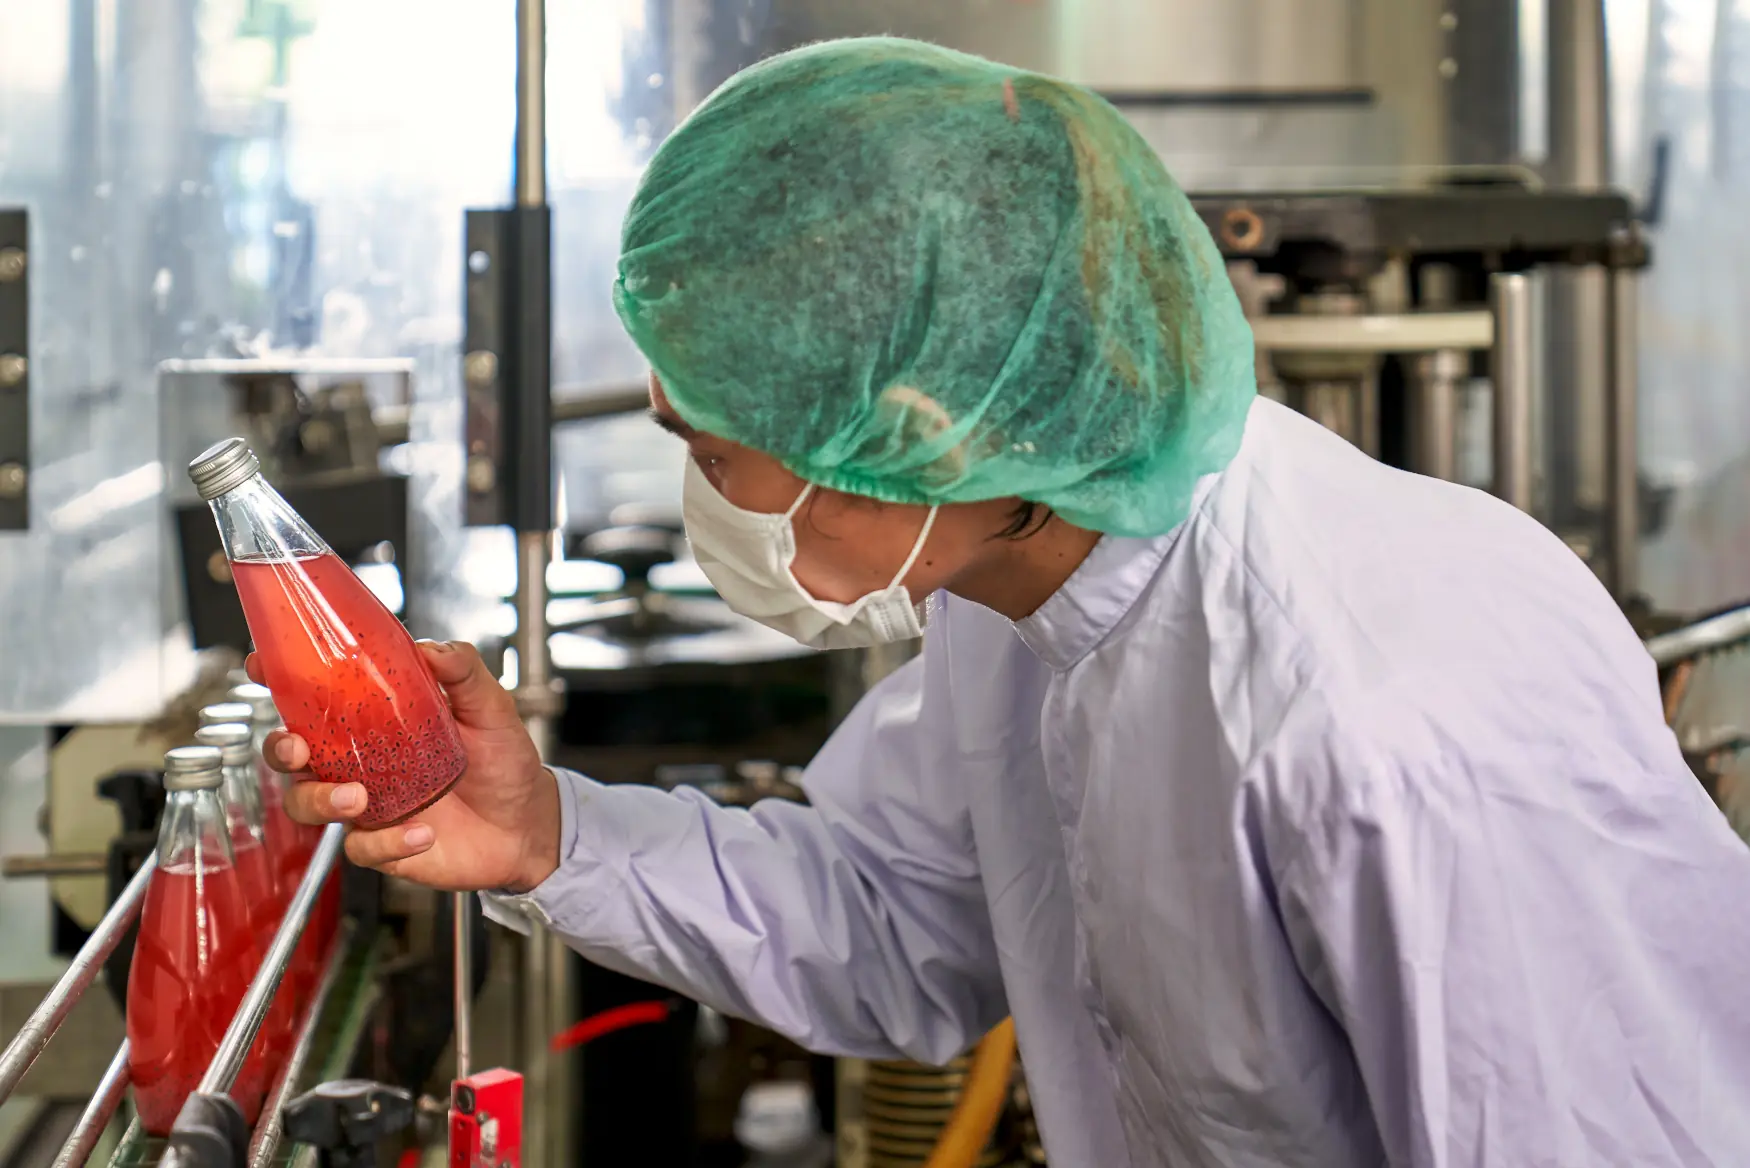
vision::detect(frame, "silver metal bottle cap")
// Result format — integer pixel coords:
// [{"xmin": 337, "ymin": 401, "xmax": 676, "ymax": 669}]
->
[
  {"xmin": 193, "ymin": 723, "xmax": 253, "ymax": 767},
  {"xmin": 163, "ymin": 745, "xmax": 225, "ymax": 791},
  {"xmin": 199, "ymin": 701, "xmax": 255, "ymax": 729},
  {"xmin": 188, "ymin": 437, "xmax": 261, "ymax": 501},
  {"xmin": 227, "ymin": 683, "xmax": 280, "ymax": 727}
]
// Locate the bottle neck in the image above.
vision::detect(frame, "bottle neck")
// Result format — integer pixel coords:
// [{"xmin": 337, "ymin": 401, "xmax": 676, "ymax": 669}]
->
[
  {"xmin": 209, "ymin": 473, "xmax": 331, "ymax": 564},
  {"xmin": 157, "ymin": 789, "xmax": 238, "ymax": 872}
]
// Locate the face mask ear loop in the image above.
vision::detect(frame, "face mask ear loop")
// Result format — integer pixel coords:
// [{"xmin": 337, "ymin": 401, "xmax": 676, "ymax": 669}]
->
[
  {"xmin": 784, "ymin": 483, "xmax": 816, "ymax": 521},
  {"xmin": 888, "ymin": 505, "xmax": 940, "ymax": 590}
]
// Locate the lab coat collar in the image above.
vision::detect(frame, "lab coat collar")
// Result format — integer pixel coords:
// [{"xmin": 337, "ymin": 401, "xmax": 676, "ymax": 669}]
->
[
  {"xmin": 1012, "ymin": 399, "xmax": 1256, "ymax": 670},
  {"xmin": 1013, "ymin": 529, "xmax": 1179, "ymax": 671}
]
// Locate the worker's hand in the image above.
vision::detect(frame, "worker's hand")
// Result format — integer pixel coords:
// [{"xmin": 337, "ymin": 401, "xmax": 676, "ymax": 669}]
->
[{"xmin": 248, "ymin": 641, "xmax": 562, "ymax": 894}]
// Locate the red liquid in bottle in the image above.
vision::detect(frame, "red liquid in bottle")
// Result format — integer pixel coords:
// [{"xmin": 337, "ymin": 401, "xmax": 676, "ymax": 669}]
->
[
  {"xmin": 231, "ymin": 553, "xmax": 466, "ymax": 829},
  {"xmin": 259, "ymin": 769, "xmax": 300, "ymax": 868},
  {"xmin": 231, "ymin": 831, "xmax": 297, "ymax": 1075},
  {"xmin": 127, "ymin": 864, "xmax": 270, "ymax": 1135}
]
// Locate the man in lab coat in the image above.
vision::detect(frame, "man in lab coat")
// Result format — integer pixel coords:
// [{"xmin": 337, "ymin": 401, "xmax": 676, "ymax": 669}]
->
[{"xmin": 268, "ymin": 37, "xmax": 1750, "ymax": 1167}]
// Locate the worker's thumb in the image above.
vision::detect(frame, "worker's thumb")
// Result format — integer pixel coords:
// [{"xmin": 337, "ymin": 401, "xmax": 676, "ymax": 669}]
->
[{"xmin": 417, "ymin": 640, "xmax": 520, "ymax": 728}]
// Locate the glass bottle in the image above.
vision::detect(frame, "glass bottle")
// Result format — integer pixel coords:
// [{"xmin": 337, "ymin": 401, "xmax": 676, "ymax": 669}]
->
[
  {"xmin": 228, "ymin": 682, "xmax": 318, "ymax": 871},
  {"xmin": 127, "ymin": 745, "xmax": 268, "ymax": 1135},
  {"xmin": 194, "ymin": 719, "xmax": 296, "ymax": 1073},
  {"xmin": 227, "ymin": 682, "xmax": 343, "ymax": 997},
  {"xmin": 189, "ymin": 437, "xmax": 467, "ymax": 828}
]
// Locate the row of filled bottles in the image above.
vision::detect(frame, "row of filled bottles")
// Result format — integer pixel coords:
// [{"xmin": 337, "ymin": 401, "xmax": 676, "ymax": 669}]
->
[
  {"xmin": 118, "ymin": 436, "xmax": 477, "ymax": 1135},
  {"xmin": 125, "ymin": 683, "xmax": 344, "ymax": 1136}
]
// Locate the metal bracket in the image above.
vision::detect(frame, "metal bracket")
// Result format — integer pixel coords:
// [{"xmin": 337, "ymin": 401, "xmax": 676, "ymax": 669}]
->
[
  {"xmin": 463, "ymin": 206, "xmax": 553, "ymax": 531},
  {"xmin": 0, "ymin": 208, "xmax": 28, "ymax": 529}
]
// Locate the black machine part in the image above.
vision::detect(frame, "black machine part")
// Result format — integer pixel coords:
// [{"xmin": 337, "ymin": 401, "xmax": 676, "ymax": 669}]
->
[
  {"xmin": 96, "ymin": 769, "xmax": 165, "ymax": 1012},
  {"xmin": 578, "ymin": 524, "xmax": 678, "ymax": 591},
  {"xmin": 1192, "ymin": 187, "xmax": 1648, "ymax": 286},
  {"xmin": 174, "ymin": 473, "xmax": 409, "ymax": 652},
  {"xmin": 166, "ymin": 1092, "xmax": 250, "ymax": 1168},
  {"xmin": 283, "ymin": 1080, "xmax": 417, "ymax": 1168},
  {"xmin": 381, "ymin": 889, "xmax": 491, "ymax": 1092},
  {"xmin": 0, "ymin": 207, "xmax": 27, "ymax": 530}
]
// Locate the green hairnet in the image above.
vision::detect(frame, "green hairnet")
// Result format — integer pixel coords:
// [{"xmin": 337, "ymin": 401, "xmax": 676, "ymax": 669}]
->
[{"xmin": 613, "ymin": 36, "xmax": 1256, "ymax": 537}]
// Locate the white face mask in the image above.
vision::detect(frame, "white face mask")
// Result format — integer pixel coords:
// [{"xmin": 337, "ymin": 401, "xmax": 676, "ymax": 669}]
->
[{"xmin": 681, "ymin": 459, "xmax": 939, "ymax": 650}]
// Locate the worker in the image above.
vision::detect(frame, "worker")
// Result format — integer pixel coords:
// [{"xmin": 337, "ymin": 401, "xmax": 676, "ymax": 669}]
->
[{"xmin": 267, "ymin": 38, "xmax": 1750, "ymax": 1167}]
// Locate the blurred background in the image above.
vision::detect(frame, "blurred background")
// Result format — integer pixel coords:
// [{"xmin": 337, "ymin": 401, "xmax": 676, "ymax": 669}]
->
[{"xmin": 0, "ymin": 2, "xmax": 1746, "ymax": 1166}]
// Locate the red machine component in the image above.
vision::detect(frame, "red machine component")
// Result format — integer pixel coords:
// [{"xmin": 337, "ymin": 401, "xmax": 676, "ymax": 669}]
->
[{"xmin": 448, "ymin": 1068, "xmax": 524, "ymax": 1168}]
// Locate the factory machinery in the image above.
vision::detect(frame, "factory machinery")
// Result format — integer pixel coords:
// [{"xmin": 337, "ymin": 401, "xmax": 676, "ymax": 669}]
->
[{"xmin": 3, "ymin": 1, "xmax": 1749, "ymax": 1166}]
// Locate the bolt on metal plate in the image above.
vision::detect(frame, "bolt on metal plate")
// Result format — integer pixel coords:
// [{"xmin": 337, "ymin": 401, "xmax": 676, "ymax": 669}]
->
[{"xmin": 0, "ymin": 462, "xmax": 27, "ymax": 499}]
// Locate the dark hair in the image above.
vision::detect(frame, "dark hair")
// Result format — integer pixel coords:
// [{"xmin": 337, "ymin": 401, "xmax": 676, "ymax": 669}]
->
[
  {"xmin": 803, "ymin": 491, "xmax": 1052, "ymax": 542},
  {"xmin": 992, "ymin": 500, "xmax": 1053, "ymax": 541}
]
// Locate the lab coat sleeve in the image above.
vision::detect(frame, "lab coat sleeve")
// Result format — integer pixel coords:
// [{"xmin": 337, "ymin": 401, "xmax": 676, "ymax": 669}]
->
[
  {"xmin": 1270, "ymin": 689, "xmax": 1750, "ymax": 1167},
  {"xmin": 481, "ymin": 654, "xmax": 1005, "ymax": 1064}
]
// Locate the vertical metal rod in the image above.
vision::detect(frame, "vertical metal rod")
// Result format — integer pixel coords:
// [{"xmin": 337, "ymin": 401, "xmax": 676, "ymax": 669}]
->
[
  {"xmin": 521, "ymin": 910, "xmax": 551, "ymax": 1166},
  {"xmin": 49, "ymin": 1041, "xmax": 128, "ymax": 1168},
  {"xmin": 544, "ymin": 927, "xmax": 574, "ymax": 1167},
  {"xmin": 514, "ymin": 532, "xmax": 561, "ymax": 1166},
  {"xmin": 454, "ymin": 892, "xmax": 473, "ymax": 1080},
  {"xmin": 1607, "ymin": 263, "xmax": 1641, "ymax": 598},
  {"xmin": 1547, "ymin": 0, "xmax": 1612, "ymax": 519},
  {"xmin": 513, "ymin": 2, "xmax": 567, "ymax": 1159},
  {"xmin": 0, "ymin": 854, "xmax": 156, "ymax": 1105},
  {"xmin": 1548, "ymin": 0, "xmax": 1610, "ymax": 189},
  {"xmin": 515, "ymin": 0, "xmax": 545, "ymax": 208},
  {"xmin": 515, "ymin": 532, "xmax": 555, "ymax": 756},
  {"xmin": 1413, "ymin": 349, "xmax": 1463, "ymax": 482},
  {"xmin": 1490, "ymin": 272, "xmax": 1536, "ymax": 512}
]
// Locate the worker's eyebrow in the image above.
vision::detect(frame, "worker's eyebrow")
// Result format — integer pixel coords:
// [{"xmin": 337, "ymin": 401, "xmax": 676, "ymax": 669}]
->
[{"xmin": 647, "ymin": 407, "xmax": 694, "ymax": 439}]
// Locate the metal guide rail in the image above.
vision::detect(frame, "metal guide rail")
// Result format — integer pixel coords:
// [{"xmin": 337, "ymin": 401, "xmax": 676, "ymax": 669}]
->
[{"xmin": 0, "ymin": 826, "xmax": 358, "ymax": 1168}]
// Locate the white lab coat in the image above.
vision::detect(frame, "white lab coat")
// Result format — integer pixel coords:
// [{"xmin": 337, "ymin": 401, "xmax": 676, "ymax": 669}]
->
[{"xmin": 487, "ymin": 398, "xmax": 1750, "ymax": 1166}]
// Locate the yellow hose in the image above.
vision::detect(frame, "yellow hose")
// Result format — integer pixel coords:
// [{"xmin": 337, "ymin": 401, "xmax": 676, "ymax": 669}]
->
[{"xmin": 920, "ymin": 1017, "xmax": 1018, "ymax": 1168}]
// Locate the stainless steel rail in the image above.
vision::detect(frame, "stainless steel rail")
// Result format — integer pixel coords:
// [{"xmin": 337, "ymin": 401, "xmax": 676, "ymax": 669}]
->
[
  {"xmin": 0, "ymin": 855, "xmax": 157, "ymax": 1105},
  {"xmin": 246, "ymin": 921, "xmax": 354, "ymax": 1168},
  {"xmin": 48, "ymin": 1042, "xmax": 129, "ymax": 1168},
  {"xmin": 1646, "ymin": 604, "xmax": 1750, "ymax": 669}
]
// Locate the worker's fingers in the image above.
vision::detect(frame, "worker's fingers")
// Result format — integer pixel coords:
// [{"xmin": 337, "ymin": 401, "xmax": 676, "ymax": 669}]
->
[
  {"xmin": 284, "ymin": 779, "xmax": 368, "ymax": 826},
  {"xmin": 417, "ymin": 640, "xmax": 521, "ymax": 730},
  {"xmin": 262, "ymin": 729, "xmax": 311, "ymax": 774},
  {"xmin": 244, "ymin": 653, "xmax": 264, "ymax": 685},
  {"xmin": 343, "ymin": 821, "xmax": 435, "ymax": 870}
]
